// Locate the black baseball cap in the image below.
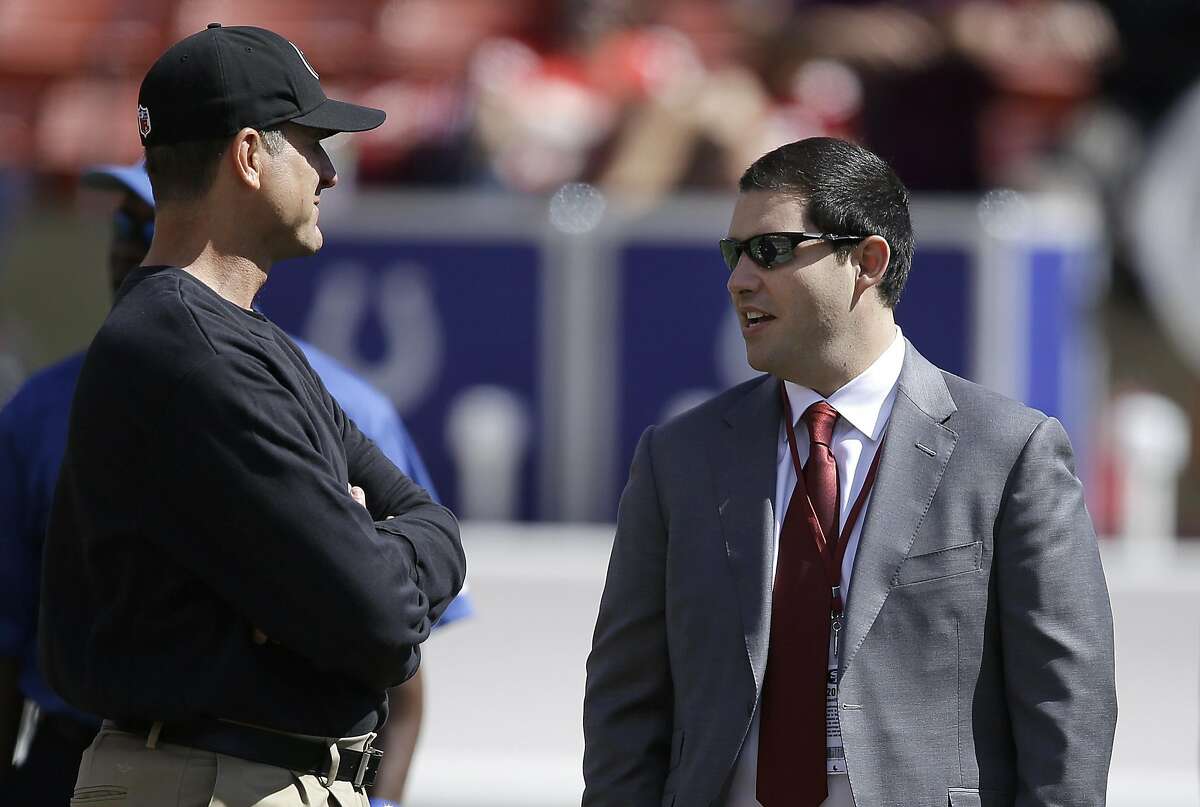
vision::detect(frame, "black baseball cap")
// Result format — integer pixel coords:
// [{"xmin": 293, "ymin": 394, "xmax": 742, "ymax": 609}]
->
[{"xmin": 137, "ymin": 23, "xmax": 385, "ymax": 147}]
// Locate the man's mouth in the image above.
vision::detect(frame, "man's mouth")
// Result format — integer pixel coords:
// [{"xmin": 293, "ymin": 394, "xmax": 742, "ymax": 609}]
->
[{"xmin": 743, "ymin": 310, "xmax": 775, "ymax": 328}]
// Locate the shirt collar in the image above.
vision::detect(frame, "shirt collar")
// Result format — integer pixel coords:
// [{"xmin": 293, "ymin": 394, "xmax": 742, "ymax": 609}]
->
[{"xmin": 782, "ymin": 326, "xmax": 905, "ymax": 442}]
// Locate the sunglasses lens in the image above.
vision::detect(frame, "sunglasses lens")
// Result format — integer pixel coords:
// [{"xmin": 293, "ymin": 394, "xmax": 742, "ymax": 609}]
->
[
  {"xmin": 750, "ymin": 234, "xmax": 795, "ymax": 268},
  {"xmin": 112, "ymin": 211, "xmax": 134, "ymax": 240},
  {"xmin": 719, "ymin": 240, "xmax": 741, "ymax": 271}
]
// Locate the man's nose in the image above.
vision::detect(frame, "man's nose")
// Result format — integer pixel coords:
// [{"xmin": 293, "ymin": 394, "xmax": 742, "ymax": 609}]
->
[
  {"xmin": 726, "ymin": 254, "xmax": 761, "ymax": 296},
  {"xmin": 319, "ymin": 150, "xmax": 338, "ymax": 190}
]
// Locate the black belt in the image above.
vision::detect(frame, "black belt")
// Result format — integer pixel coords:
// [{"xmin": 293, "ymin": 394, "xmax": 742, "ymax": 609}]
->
[{"xmin": 111, "ymin": 719, "xmax": 382, "ymax": 788}]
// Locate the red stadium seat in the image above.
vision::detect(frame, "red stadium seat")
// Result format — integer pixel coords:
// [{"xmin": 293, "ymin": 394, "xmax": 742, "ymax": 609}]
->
[
  {"xmin": 372, "ymin": 0, "xmax": 553, "ymax": 81},
  {"xmin": 170, "ymin": 0, "xmax": 377, "ymax": 79},
  {"xmin": 34, "ymin": 79, "xmax": 142, "ymax": 172},
  {"xmin": 0, "ymin": 0, "xmax": 166, "ymax": 79},
  {"xmin": 0, "ymin": 78, "xmax": 45, "ymax": 165}
]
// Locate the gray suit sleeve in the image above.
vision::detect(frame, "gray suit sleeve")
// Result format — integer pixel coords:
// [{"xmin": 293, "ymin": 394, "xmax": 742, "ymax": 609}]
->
[
  {"xmin": 583, "ymin": 426, "xmax": 674, "ymax": 806},
  {"xmin": 995, "ymin": 417, "xmax": 1117, "ymax": 806}
]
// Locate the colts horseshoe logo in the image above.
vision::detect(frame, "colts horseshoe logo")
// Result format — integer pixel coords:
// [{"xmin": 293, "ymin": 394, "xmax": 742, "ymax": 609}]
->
[{"xmin": 305, "ymin": 261, "xmax": 444, "ymax": 415}]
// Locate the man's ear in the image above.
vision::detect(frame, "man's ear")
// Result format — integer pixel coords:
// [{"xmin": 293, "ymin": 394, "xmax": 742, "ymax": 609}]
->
[
  {"xmin": 230, "ymin": 127, "xmax": 264, "ymax": 190},
  {"xmin": 853, "ymin": 234, "xmax": 891, "ymax": 294}
]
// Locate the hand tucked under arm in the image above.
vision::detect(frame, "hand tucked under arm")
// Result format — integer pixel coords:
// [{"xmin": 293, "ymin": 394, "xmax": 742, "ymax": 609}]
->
[{"xmin": 340, "ymin": 411, "xmax": 466, "ymax": 627}]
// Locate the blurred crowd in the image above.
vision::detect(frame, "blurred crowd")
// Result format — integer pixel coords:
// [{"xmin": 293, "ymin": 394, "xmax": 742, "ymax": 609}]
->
[{"xmin": 0, "ymin": 0, "xmax": 1194, "ymax": 202}]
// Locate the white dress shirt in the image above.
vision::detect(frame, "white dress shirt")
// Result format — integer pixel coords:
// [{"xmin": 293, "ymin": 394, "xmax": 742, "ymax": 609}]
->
[{"xmin": 726, "ymin": 327, "xmax": 905, "ymax": 807}]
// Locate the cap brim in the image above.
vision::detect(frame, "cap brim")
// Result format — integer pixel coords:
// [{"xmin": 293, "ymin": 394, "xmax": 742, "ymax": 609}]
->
[
  {"xmin": 81, "ymin": 164, "xmax": 154, "ymax": 206},
  {"xmin": 291, "ymin": 98, "xmax": 385, "ymax": 134}
]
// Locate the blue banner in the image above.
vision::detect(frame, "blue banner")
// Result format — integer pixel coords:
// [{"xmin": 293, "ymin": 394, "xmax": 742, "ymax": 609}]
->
[{"xmin": 259, "ymin": 238, "xmax": 542, "ymax": 520}]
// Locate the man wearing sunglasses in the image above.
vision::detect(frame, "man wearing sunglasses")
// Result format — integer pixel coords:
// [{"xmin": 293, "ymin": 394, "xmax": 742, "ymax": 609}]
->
[
  {"xmin": 0, "ymin": 163, "xmax": 153, "ymax": 806},
  {"xmin": 584, "ymin": 137, "xmax": 1116, "ymax": 807}
]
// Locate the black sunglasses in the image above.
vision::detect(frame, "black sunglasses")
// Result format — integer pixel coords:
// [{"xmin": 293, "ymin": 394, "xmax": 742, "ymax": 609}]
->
[
  {"xmin": 113, "ymin": 208, "xmax": 155, "ymax": 248},
  {"xmin": 719, "ymin": 231, "xmax": 866, "ymax": 271}
]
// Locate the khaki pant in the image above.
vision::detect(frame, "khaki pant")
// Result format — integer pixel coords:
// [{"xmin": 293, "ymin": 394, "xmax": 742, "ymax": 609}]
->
[{"xmin": 69, "ymin": 723, "xmax": 372, "ymax": 807}]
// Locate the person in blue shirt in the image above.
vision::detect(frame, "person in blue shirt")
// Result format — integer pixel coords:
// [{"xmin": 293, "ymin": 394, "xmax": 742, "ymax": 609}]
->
[{"xmin": 0, "ymin": 164, "xmax": 467, "ymax": 805}]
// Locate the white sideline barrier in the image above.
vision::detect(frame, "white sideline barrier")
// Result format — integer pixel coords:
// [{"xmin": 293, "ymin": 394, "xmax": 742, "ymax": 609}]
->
[{"xmin": 406, "ymin": 524, "xmax": 1200, "ymax": 807}]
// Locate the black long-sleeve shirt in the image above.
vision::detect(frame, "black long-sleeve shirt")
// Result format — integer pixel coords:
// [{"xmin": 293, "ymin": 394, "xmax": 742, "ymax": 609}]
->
[{"xmin": 39, "ymin": 266, "xmax": 464, "ymax": 737}]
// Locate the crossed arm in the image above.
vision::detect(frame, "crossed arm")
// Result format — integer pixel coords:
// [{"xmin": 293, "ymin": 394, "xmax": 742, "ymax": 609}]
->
[{"xmin": 161, "ymin": 353, "xmax": 465, "ymax": 690}]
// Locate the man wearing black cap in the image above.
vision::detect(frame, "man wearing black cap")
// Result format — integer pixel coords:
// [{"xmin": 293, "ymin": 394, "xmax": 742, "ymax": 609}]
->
[{"xmin": 39, "ymin": 25, "xmax": 465, "ymax": 805}]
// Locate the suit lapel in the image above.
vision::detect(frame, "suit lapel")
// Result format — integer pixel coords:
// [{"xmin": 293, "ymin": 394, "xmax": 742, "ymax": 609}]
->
[
  {"xmin": 715, "ymin": 375, "xmax": 782, "ymax": 696},
  {"xmin": 841, "ymin": 342, "xmax": 959, "ymax": 677}
]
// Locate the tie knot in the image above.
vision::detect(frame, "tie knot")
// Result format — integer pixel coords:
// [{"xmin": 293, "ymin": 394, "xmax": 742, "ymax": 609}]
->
[{"xmin": 801, "ymin": 401, "xmax": 838, "ymax": 447}]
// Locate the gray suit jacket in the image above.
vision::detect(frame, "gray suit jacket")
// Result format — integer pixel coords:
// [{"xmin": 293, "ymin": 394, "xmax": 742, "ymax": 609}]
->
[{"xmin": 583, "ymin": 342, "xmax": 1116, "ymax": 807}]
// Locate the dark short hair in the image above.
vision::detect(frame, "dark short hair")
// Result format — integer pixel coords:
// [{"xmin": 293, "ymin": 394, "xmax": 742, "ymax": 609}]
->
[
  {"xmin": 144, "ymin": 128, "xmax": 287, "ymax": 205},
  {"xmin": 739, "ymin": 137, "xmax": 914, "ymax": 308}
]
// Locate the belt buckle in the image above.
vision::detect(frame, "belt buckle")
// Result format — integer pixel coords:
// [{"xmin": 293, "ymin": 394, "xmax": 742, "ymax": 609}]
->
[{"xmin": 355, "ymin": 745, "xmax": 384, "ymax": 788}]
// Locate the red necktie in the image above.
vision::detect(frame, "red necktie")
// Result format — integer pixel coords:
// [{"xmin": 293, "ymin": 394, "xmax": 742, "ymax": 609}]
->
[
  {"xmin": 803, "ymin": 402, "xmax": 840, "ymax": 545},
  {"xmin": 757, "ymin": 401, "xmax": 840, "ymax": 807}
]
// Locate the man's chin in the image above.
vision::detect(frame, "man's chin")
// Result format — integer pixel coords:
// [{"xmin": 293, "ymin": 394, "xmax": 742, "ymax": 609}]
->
[
  {"xmin": 307, "ymin": 227, "xmax": 324, "ymax": 254},
  {"xmin": 282, "ymin": 229, "xmax": 323, "ymax": 260},
  {"xmin": 744, "ymin": 348, "xmax": 773, "ymax": 376}
]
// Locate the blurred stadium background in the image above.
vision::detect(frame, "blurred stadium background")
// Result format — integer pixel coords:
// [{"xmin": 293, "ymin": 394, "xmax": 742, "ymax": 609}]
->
[{"xmin": 1, "ymin": 0, "xmax": 1198, "ymax": 804}]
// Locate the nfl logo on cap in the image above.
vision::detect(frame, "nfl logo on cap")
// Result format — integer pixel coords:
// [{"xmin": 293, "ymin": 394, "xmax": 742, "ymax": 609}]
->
[{"xmin": 138, "ymin": 105, "xmax": 152, "ymax": 138}]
